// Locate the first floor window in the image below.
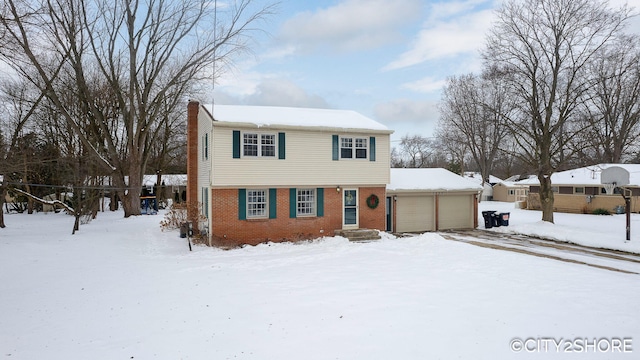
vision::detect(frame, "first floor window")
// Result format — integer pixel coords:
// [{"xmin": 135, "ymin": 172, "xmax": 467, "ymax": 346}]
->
[
  {"xmin": 247, "ymin": 189, "xmax": 267, "ymax": 218},
  {"xmin": 297, "ymin": 188, "xmax": 316, "ymax": 216}
]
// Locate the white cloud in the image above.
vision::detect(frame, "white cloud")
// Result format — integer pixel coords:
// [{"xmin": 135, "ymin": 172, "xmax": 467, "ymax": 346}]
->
[
  {"xmin": 383, "ymin": 3, "xmax": 494, "ymax": 71},
  {"xmin": 401, "ymin": 76, "xmax": 447, "ymax": 93},
  {"xmin": 245, "ymin": 78, "xmax": 330, "ymax": 108},
  {"xmin": 375, "ymin": 99, "xmax": 440, "ymax": 139},
  {"xmin": 278, "ymin": 0, "xmax": 422, "ymax": 53},
  {"xmin": 374, "ymin": 99, "xmax": 438, "ymax": 124}
]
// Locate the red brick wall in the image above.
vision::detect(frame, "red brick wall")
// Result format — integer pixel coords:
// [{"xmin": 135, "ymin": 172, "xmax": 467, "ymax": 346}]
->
[
  {"xmin": 358, "ymin": 187, "xmax": 386, "ymax": 230},
  {"xmin": 209, "ymin": 186, "xmax": 386, "ymax": 246}
]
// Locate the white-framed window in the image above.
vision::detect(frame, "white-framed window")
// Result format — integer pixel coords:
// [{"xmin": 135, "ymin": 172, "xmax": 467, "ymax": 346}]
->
[
  {"xmin": 247, "ymin": 189, "xmax": 267, "ymax": 218},
  {"xmin": 340, "ymin": 136, "xmax": 367, "ymax": 159},
  {"xmin": 508, "ymin": 189, "xmax": 515, "ymax": 196},
  {"xmin": 297, "ymin": 188, "xmax": 316, "ymax": 216},
  {"xmin": 243, "ymin": 133, "xmax": 276, "ymax": 157},
  {"xmin": 355, "ymin": 138, "xmax": 367, "ymax": 159}
]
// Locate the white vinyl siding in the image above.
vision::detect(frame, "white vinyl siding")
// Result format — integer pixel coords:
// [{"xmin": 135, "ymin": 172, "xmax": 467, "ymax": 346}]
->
[{"xmin": 212, "ymin": 127, "xmax": 390, "ymax": 187}]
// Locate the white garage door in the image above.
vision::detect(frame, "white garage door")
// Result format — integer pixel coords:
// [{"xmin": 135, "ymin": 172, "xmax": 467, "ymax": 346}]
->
[
  {"xmin": 438, "ymin": 195, "xmax": 473, "ymax": 230},
  {"xmin": 395, "ymin": 195, "xmax": 435, "ymax": 232}
]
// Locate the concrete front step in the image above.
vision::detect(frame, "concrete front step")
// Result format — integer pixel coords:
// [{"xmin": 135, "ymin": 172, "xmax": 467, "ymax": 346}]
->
[{"xmin": 335, "ymin": 229, "xmax": 381, "ymax": 242}]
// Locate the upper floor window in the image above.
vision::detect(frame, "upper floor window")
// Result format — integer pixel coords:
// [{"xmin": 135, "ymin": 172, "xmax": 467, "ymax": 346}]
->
[
  {"xmin": 243, "ymin": 133, "xmax": 276, "ymax": 157},
  {"xmin": 340, "ymin": 136, "xmax": 367, "ymax": 159}
]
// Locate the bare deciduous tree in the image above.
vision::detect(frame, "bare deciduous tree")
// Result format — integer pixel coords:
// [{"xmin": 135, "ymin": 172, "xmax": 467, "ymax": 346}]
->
[
  {"xmin": 395, "ymin": 134, "xmax": 433, "ymax": 168},
  {"xmin": 581, "ymin": 35, "xmax": 640, "ymax": 163},
  {"xmin": 438, "ymin": 72, "xmax": 513, "ymax": 193},
  {"xmin": 0, "ymin": 0, "xmax": 275, "ymax": 217},
  {"xmin": 482, "ymin": 0, "xmax": 632, "ymax": 223}
]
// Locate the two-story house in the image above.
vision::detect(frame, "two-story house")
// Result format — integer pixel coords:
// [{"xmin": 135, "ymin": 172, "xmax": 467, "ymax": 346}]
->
[{"xmin": 186, "ymin": 101, "xmax": 393, "ymax": 246}]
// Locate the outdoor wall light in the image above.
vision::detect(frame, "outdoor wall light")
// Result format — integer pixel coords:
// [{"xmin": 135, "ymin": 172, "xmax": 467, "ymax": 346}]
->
[{"xmin": 336, "ymin": 186, "xmax": 341, "ymax": 192}]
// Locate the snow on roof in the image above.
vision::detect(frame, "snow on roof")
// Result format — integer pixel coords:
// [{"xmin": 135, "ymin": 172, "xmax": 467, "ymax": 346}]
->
[
  {"xmin": 463, "ymin": 172, "xmax": 502, "ymax": 185},
  {"xmin": 203, "ymin": 104, "xmax": 391, "ymax": 132},
  {"xmin": 388, "ymin": 168, "xmax": 483, "ymax": 192},
  {"xmin": 519, "ymin": 164, "xmax": 640, "ymax": 186}
]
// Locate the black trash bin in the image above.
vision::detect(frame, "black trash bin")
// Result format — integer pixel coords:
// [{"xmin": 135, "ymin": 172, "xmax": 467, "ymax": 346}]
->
[
  {"xmin": 500, "ymin": 212, "xmax": 510, "ymax": 226},
  {"xmin": 180, "ymin": 222, "xmax": 188, "ymax": 238},
  {"xmin": 482, "ymin": 211, "xmax": 496, "ymax": 229},
  {"xmin": 492, "ymin": 212, "xmax": 502, "ymax": 227}
]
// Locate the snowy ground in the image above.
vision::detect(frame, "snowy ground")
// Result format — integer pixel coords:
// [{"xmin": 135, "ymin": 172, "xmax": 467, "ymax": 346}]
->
[
  {"xmin": 1, "ymin": 203, "xmax": 638, "ymax": 359},
  {"xmin": 478, "ymin": 201, "xmax": 640, "ymax": 254}
]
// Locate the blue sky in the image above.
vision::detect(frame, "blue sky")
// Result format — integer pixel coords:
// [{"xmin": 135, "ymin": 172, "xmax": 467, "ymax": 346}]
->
[{"xmin": 210, "ymin": 0, "xmax": 640, "ymax": 142}]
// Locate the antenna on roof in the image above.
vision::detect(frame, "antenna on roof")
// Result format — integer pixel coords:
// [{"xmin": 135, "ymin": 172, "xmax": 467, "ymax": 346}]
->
[{"xmin": 211, "ymin": 0, "xmax": 218, "ymax": 117}]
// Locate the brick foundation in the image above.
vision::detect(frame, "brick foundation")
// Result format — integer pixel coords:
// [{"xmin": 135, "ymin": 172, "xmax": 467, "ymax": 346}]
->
[{"xmin": 209, "ymin": 187, "xmax": 386, "ymax": 247}]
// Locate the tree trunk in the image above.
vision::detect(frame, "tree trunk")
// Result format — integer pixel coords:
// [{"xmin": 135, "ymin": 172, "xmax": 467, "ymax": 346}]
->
[
  {"xmin": 538, "ymin": 173, "xmax": 555, "ymax": 223},
  {"xmin": 0, "ymin": 186, "xmax": 6, "ymax": 228},
  {"xmin": 72, "ymin": 212, "xmax": 80, "ymax": 234},
  {"xmin": 121, "ymin": 161, "xmax": 142, "ymax": 217}
]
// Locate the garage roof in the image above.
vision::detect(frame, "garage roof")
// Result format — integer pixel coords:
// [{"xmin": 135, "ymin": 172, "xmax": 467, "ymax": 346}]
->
[{"xmin": 387, "ymin": 168, "xmax": 483, "ymax": 192}]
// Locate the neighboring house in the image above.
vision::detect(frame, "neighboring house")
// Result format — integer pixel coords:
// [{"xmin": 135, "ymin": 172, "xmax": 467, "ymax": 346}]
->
[
  {"xmin": 187, "ymin": 101, "xmax": 393, "ymax": 246},
  {"xmin": 492, "ymin": 175, "xmax": 532, "ymax": 203},
  {"xmin": 386, "ymin": 168, "xmax": 483, "ymax": 233},
  {"xmin": 463, "ymin": 172, "xmax": 502, "ymax": 201},
  {"xmin": 520, "ymin": 164, "xmax": 640, "ymax": 213},
  {"xmin": 142, "ymin": 174, "xmax": 187, "ymax": 204}
]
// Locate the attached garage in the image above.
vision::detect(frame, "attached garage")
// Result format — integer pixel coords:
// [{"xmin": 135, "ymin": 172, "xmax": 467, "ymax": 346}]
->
[
  {"xmin": 387, "ymin": 168, "xmax": 482, "ymax": 233},
  {"xmin": 394, "ymin": 194, "xmax": 435, "ymax": 232}
]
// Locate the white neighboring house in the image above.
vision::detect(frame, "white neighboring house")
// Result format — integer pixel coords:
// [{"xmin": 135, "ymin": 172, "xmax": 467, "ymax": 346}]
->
[
  {"xmin": 463, "ymin": 172, "xmax": 502, "ymax": 201},
  {"xmin": 387, "ymin": 168, "xmax": 483, "ymax": 233}
]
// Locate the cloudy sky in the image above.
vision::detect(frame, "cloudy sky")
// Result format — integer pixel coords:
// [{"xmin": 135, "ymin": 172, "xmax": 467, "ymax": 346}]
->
[{"xmin": 209, "ymin": 0, "xmax": 640, "ymax": 142}]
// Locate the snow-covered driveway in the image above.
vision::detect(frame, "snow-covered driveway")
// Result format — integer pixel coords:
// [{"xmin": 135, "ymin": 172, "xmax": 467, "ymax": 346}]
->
[{"xmin": 440, "ymin": 229, "xmax": 640, "ymax": 274}]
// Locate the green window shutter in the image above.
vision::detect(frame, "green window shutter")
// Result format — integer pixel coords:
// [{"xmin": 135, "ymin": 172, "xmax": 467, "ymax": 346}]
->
[
  {"xmin": 203, "ymin": 187, "xmax": 209, "ymax": 218},
  {"xmin": 205, "ymin": 133, "xmax": 209, "ymax": 160},
  {"xmin": 332, "ymin": 135, "xmax": 339, "ymax": 160},
  {"xmin": 317, "ymin": 188, "xmax": 324, "ymax": 217},
  {"xmin": 289, "ymin": 188, "xmax": 297, "ymax": 218},
  {"xmin": 278, "ymin": 132, "xmax": 286, "ymax": 159},
  {"xmin": 238, "ymin": 189, "xmax": 246, "ymax": 220},
  {"xmin": 232, "ymin": 130, "xmax": 241, "ymax": 158},
  {"xmin": 369, "ymin": 136, "xmax": 376, "ymax": 162},
  {"xmin": 269, "ymin": 188, "xmax": 277, "ymax": 219}
]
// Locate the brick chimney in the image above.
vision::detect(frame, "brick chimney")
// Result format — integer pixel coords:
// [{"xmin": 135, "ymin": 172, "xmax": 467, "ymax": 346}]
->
[{"xmin": 186, "ymin": 100, "xmax": 199, "ymax": 228}]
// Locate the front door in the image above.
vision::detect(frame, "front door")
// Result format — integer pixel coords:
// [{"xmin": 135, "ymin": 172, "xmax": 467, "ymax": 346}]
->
[{"xmin": 343, "ymin": 188, "xmax": 358, "ymax": 229}]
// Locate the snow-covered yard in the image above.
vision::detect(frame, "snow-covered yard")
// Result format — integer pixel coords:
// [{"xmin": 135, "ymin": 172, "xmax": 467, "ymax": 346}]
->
[{"xmin": 1, "ymin": 202, "xmax": 638, "ymax": 359}]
